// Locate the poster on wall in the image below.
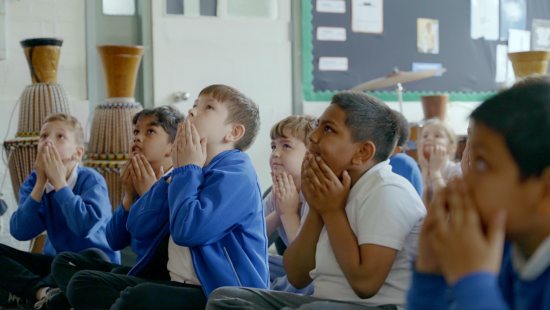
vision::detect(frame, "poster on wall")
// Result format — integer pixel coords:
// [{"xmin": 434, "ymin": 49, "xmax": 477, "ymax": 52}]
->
[
  {"xmin": 500, "ymin": 0, "xmax": 526, "ymax": 41},
  {"xmin": 351, "ymin": 0, "xmax": 384, "ymax": 34},
  {"xmin": 471, "ymin": 0, "xmax": 499, "ymax": 40},
  {"xmin": 532, "ymin": 19, "xmax": 550, "ymax": 51},
  {"xmin": 417, "ymin": 18, "xmax": 439, "ymax": 54}
]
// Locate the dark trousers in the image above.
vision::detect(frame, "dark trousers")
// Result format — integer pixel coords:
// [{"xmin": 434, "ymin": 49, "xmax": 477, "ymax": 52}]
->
[
  {"xmin": 67, "ymin": 271, "xmax": 206, "ymax": 310},
  {"xmin": 51, "ymin": 248, "xmax": 130, "ymax": 296},
  {"xmin": 0, "ymin": 243, "xmax": 56, "ymax": 301}
]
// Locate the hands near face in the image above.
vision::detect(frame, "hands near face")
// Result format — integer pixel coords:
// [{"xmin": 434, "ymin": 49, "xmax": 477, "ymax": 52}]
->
[
  {"xmin": 418, "ymin": 143, "xmax": 447, "ymax": 177},
  {"xmin": 416, "ymin": 179, "xmax": 507, "ymax": 285},
  {"xmin": 41, "ymin": 142, "xmax": 76, "ymax": 191},
  {"xmin": 301, "ymin": 153, "xmax": 351, "ymax": 217},
  {"xmin": 34, "ymin": 144, "xmax": 48, "ymax": 187},
  {"xmin": 172, "ymin": 119, "xmax": 207, "ymax": 169},
  {"xmin": 271, "ymin": 172, "xmax": 300, "ymax": 217},
  {"xmin": 120, "ymin": 155, "xmax": 164, "ymax": 211}
]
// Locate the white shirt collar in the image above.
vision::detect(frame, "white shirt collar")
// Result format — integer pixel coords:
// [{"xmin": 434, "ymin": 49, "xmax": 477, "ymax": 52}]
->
[
  {"xmin": 511, "ymin": 234, "xmax": 550, "ymax": 281},
  {"xmin": 45, "ymin": 163, "xmax": 79, "ymax": 194},
  {"xmin": 164, "ymin": 167, "xmax": 174, "ymax": 176}
]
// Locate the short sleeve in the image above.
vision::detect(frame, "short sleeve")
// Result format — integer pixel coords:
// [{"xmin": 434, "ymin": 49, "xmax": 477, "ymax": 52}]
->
[
  {"xmin": 263, "ymin": 191, "xmax": 275, "ymax": 217},
  {"xmin": 356, "ymin": 184, "xmax": 425, "ymax": 251},
  {"xmin": 443, "ymin": 161, "xmax": 462, "ymax": 181}
]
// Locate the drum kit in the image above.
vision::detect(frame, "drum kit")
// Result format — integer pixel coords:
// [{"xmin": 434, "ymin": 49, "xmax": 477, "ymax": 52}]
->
[{"xmin": 349, "ymin": 68, "xmax": 448, "ymax": 161}]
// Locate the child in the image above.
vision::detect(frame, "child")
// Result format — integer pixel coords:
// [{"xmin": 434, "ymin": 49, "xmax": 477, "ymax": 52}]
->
[
  {"xmin": 408, "ymin": 80, "xmax": 550, "ymax": 309},
  {"xmin": 417, "ymin": 118, "xmax": 461, "ymax": 205},
  {"xmin": 207, "ymin": 91, "xmax": 426, "ymax": 310},
  {"xmin": 47, "ymin": 106, "xmax": 184, "ymax": 309},
  {"xmin": 265, "ymin": 115, "xmax": 317, "ymax": 294},
  {"xmin": 0, "ymin": 113, "xmax": 117, "ymax": 308},
  {"xmin": 66, "ymin": 84, "xmax": 267, "ymax": 310},
  {"xmin": 389, "ymin": 111, "xmax": 423, "ymax": 196}
]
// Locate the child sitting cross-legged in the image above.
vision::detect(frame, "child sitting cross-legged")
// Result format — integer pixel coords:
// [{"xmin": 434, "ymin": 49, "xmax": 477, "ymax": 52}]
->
[
  {"xmin": 46, "ymin": 105, "xmax": 184, "ymax": 310},
  {"xmin": 265, "ymin": 115, "xmax": 317, "ymax": 294},
  {"xmin": 66, "ymin": 84, "xmax": 268, "ymax": 310},
  {"xmin": 206, "ymin": 91, "xmax": 426, "ymax": 310},
  {"xmin": 408, "ymin": 80, "xmax": 550, "ymax": 310},
  {"xmin": 0, "ymin": 113, "xmax": 117, "ymax": 309}
]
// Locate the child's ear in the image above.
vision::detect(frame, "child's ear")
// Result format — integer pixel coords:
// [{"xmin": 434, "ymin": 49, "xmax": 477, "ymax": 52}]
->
[
  {"xmin": 351, "ymin": 141, "xmax": 376, "ymax": 166},
  {"xmin": 74, "ymin": 146, "xmax": 85, "ymax": 160},
  {"xmin": 225, "ymin": 124, "xmax": 245, "ymax": 143},
  {"xmin": 535, "ymin": 167, "xmax": 550, "ymax": 215},
  {"xmin": 165, "ymin": 142, "xmax": 173, "ymax": 157}
]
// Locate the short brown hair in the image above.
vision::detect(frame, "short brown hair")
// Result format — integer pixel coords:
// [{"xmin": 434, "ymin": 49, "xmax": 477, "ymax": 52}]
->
[
  {"xmin": 199, "ymin": 85, "xmax": 260, "ymax": 151},
  {"xmin": 270, "ymin": 115, "xmax": 317, "ymax": 147},
  {"xmin": 43, "ymin": 113, "xmax": 84, "ymax": 146}
]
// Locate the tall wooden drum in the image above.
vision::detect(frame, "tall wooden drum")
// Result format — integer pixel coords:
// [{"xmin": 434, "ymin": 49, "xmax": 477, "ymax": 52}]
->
[
  {"xmin": 85, "ymin": 45, "xmax": 144, "ymax": 211},
  {"xmin": 3, "ymin": 38, "xmax": 71, "ymax": 200}
]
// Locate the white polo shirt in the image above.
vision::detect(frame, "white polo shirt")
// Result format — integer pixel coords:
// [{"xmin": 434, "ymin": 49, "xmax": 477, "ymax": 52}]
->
[{"xmin": 308, "ymin": 160, "xmax": 426, "ymax": 309}]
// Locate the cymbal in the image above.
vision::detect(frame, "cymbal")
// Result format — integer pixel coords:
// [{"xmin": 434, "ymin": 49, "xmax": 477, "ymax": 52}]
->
[{"xmin": 349, "ymin": 68, "xmax": 447, "ymax": 91}]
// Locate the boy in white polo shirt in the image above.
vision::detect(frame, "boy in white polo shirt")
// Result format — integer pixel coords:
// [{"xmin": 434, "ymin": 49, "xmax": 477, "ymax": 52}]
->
[{"xmin": 206, "ymin": 91, "xmax": 426, "ymax": 310}]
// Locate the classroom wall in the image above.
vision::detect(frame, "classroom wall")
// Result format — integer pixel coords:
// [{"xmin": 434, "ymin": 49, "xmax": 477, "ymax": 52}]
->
[{"xmin": 0, "ymin": 0, "xmax": 89, "ymax": 250}]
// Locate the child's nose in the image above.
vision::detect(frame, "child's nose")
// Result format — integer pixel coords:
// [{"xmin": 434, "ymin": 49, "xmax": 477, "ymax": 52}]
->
[{"xmin": 188, "ymin": 108, "xmax": 196, "ymax": 118}]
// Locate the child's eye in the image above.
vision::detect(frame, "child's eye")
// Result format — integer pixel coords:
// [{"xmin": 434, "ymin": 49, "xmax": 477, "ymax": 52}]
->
[
  {"xmin": 148, "ymin": 129, "xmax": 155, "ymax": 134},
  {"xmin": 41, "ymin": 134, "xmax": 47, "ymax": 139},
  {"xmin": 206, "ymin": 105, "xmax": 213, "ymax": 110},
  {"xmin": 324, "ymin": 126, "xmax": 333, "ymax": 133},
  {"xmin": 58, "ymin": 135, "xmax": 65, "ymax": 139},
  {"xmin": 475, "ymin": 159, "xmax": 488, "ymax": 172},
  {"xmin": 271, "ymin": 145, "xmax": 276, "ymax": 150},
  {"xmin": 133, "ymin": 130, "xmax": 139, "ymax": 135},
  {"xmin": 283, "ymin": 144, "xmax": 291, "ymax": 149}
]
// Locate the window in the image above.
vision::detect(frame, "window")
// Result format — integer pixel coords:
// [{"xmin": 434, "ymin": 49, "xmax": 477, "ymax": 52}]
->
[
  {"xmin": 166, "ymin": 0, "xmax": 217, "ymax": 17},
  {"xmin": 102, "ymin": 0, "xmax": 136, "ymax": 16}
]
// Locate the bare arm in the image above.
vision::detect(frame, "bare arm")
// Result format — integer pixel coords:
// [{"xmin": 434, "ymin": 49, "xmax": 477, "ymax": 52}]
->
[
  {"xmin": 283, "ymin": 207, "xmax": 323, "ymax": 288},
  {"xmin": 265, "ymin": 211, "xmax": 282, "ymax": 237},
  {"xmin": 280, "ymin": 213, "xmax": 301, "ymax": 245}
]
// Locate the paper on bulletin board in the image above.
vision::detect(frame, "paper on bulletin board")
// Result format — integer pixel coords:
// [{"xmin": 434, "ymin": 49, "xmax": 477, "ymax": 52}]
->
[
  {"xmin": 532, "ymin": 19, "xmax": 550, "ymax": 51},
  {"xmin": 470, "ymin": 0, "xmax": 499, "ymax": 41},
  {"xmin": 316, "ymin": 0, "xmax": 346, "ymax": 14},
  {"xmin": 495, "ymin": 44, "xmax": 508, "ymax": 83},
  {"xmin": 508, "ymin": 29, "xmax": 531, "ymax": 53},
  {"xmin": 318, "ymin": 57, "xmax": 349, "ymax": 71},
  {"xmin": 500, "ymin": 0, "xmax": 526, "ymax": 41},
  {"xmin": 317, "ymin": 27, "xmax": 347, "ymax": 41},
  {"xmin": 417, "ymin": 18, "xmax": 439, "ymax": 54},
  {"xmin": 351, "ymin": 0, "xmax": 383, "ymax": 34}
]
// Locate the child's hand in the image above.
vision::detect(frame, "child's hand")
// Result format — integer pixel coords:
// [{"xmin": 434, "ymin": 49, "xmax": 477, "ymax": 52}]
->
[
  {"xmin": 42, "ymin": 143, "xmax": 69, "ymax": 191},
  {"xmin": 120, "ymin": 158, "xmax": 137, "ymax": 197},
  {"xmin": 174, "ymin": 119, "xmax": 207, "ymax": 168},
  {"xmin": 34, "ymin": 144, "xmax": 47, "ymax": 186},
  {"xmin": 418, "ymin": 142, "xmax": 430, "ymax": 171},
  {"xmin": 415, "ymin": 190, "xmax": 445, "ymax": 275},
  {"xmin": 130, "ymin": 155, "xmax": 164, "ymax": 196},
  {"xmin": 460, "ymin": 141, "xmax": 470, "ymax": 175},
  {"xmin": 428, "ymin": 145, "xmax": 447, "ymax": 175},
  {"xmin": 431, "ymin": 180, "xmax": 507, "ymax": 285},
  {"xmin": 272, "ymin": 172, "xmax": 300, "ymax": 217},
  {"xmin": 302, "ymin": 153, "xmax": 351, "ymax": 217}
]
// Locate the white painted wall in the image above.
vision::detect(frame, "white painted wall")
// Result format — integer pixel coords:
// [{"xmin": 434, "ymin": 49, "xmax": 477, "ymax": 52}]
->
[
  {"xmin": 0, "ymin": 0, "xmax": 88, "ymax": 249},
  {"xmin": 303, "ymin": 100, "xmax": 481, "ymax": 136}
]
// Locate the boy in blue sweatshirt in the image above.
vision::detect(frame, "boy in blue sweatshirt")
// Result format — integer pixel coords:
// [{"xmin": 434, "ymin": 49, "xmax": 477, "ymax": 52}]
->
[
  {"xmin": 66, "ymin": 84, "xmax": 268, "ymax": 310},
  {"xmin": 46, "ymin": 106, "xmax": 184, "ymax": 309},
  {"xmin": 0, "ymin": 113, "xmax": 117, "ymax": 308},
  {"xmin": 408, "ymin": 81, "xmax": 550, "ymax": 309}
]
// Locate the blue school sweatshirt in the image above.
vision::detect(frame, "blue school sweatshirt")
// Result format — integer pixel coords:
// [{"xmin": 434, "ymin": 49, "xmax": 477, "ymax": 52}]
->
[
  {"xmin": 106, "ymin": 183, "xmax": 170, "ymax": 276},
  {"xmin": 168, "ymin": 149, "xmax": 269, "ymax": 297},
  {"xmin": 389, "ymin": 153, "xmax": 423, "ymax": 197},
  {"xmin": 407, "ymin": 244, "xmax": 550, "ymax": 310},
  {"xmin": 10, "ymin": 167, "xmax": 120, "ymax": 264}
]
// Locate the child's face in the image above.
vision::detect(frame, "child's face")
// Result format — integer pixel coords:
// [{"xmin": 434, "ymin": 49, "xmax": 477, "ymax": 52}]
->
[
  {"xmin": 270, "ymin": 131, "xmax": 308, "ymax": 182},
  {"xmin": 421, "ymin": 123, "xmax": 453, "ymax": 159},
  {"xmin": 187, "ymin": 94, "xmax": 233, "ymax": 146},
  {"xmin": 308, "ymin": 105, "xmax": 358, "ymax": 177},
  {"xmin": 464, "ymin": 122, "xmax": 540, "ymax": 238},
  {"xmin": 131, "ymin": 115, "xmax": 173, "ymax": 164},
  {"xmin": 39, "ymin": 121, "xmax": 82, "ymax": 161}
]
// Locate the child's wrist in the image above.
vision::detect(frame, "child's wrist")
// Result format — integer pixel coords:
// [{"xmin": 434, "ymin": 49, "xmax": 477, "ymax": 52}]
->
[{"xmin": 430, "ymin": 171, "xmax": 443, "ymax": 179}]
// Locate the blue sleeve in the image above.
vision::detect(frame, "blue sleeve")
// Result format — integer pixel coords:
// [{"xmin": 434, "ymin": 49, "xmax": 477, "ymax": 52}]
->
[
  {"xmin": 127, "ymin": 180, "xmax": 170, "ymax": 240},
  {"xmin": 409, "ymin": 163, "xmax": 423, "ymax": 197},
  {"xmin": 452, "ymin": 272, "xmax": 509, "ymax": 310},
  {"xmin": 407, "ymin": 269, "xmax": 449, "ymax": 310},
  {"xmin": 168, "ymin": 164, "xmax": 257, "ymax": 247},
  {"xmin": 10, "ymin": 171, "xmax": 47, "ymax": 241},
  {"xmin": 53, "ymin": 174, "xmax": 112, "ymax": 238},
  {"xmin": 106, "ymin": 203, "xmax": 132, "ymax": 251}
]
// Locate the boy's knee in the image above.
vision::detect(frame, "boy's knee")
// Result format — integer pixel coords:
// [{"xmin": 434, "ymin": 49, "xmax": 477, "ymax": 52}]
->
[
  {"xmin": 111, "ymin": 283, "xmax": 152, "ymax": 310},
  {"xmin": 207, "ymin": 287, "xmax": 256, "ymax": 309},
  {"xmin": 79, "ymin": 248, "xmax": 110, "ymax": 262},
  {"xmin": 66, "ymin": 270, "xmax": 102, "ymax": 307}
]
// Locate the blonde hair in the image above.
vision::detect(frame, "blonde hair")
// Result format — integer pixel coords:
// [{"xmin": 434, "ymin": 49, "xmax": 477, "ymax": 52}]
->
[
  {"xmin": 42, "ymin": 113, "xmax": 84, "ymax": 146},
  {"xmin": 270, "ymin": 115, "xmax": 318, "ymax": 147},
  {"xmin": 421, "ymin": 118, "xmax": 457, "ymax": 158}
]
